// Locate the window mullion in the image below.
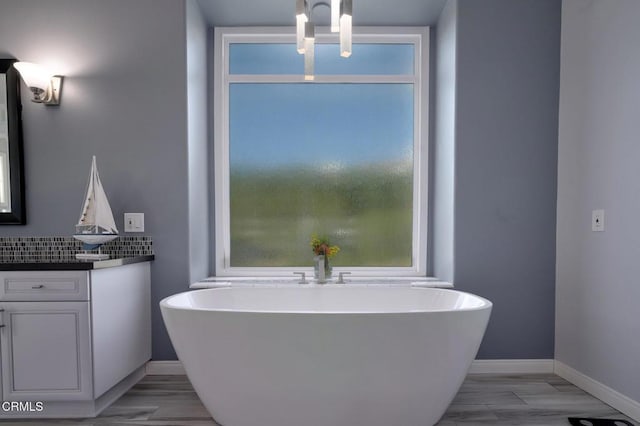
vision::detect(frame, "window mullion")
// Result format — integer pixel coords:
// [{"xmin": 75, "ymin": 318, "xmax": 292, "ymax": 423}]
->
[{"xmin": 227, "ymin": 75, "xmax": 416, "ymax": 84}]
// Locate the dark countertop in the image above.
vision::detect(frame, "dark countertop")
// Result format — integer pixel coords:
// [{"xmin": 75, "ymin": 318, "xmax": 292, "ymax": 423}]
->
[{"xmin": 0, "ymin": 255, "xmax": 154, "ymax": 271}]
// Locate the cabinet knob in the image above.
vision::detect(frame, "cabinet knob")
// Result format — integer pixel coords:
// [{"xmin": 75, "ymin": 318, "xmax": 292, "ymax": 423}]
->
[{"xmin": 32, "ymin": 284, "xmax": 45, "ymax": 289}]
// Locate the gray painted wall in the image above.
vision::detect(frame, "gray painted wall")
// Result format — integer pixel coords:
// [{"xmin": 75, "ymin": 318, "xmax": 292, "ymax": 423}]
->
[
  {"xmin": 433, "ymin": 0, "xmax": 457, "ymax": 284},
  {"xmin": 0, "ymin": 0, "xmax": 191, "ymax": 360},
  {"xmin": 451, "ymin": 0, "xmax": 560, "ymax": 358},
  {"xmin": 0, "ymin": 0, "xmax": 562, "ymax": 361},
  {"xmin": 556, "ymin": 0, "xmax": 640, "ymax": 402},
  {"xmin": 196, "ymin": 0, "xmax": 447, "ymax": 27},
  {"xmin": 187, "ymin": 0, "xmax": 211, "ymax": 283}
]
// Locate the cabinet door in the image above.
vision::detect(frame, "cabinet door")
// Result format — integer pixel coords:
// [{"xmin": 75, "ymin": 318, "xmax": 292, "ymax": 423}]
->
[{"xmin": 0, "ymin": 301, "xmax": 92, "ymax": 401}]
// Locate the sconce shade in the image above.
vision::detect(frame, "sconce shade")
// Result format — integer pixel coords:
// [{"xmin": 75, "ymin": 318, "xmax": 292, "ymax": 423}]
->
[
  {"xmin": 13, "ymin": 62, "xmax": 51, "ymax": 91},
  {"xmin": 13, "ymin": 61, "xmax": 62, "ymax": 105}
]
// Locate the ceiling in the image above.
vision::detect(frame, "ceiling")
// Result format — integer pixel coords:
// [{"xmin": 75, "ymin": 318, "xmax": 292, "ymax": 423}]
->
[{"xmin": 196, "ymin": 0, "xmax": 448, "ymax": 27}]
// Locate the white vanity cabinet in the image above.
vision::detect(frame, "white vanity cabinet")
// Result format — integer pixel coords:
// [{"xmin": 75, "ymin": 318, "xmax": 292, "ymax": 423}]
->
[{"xmin": 0, "ymin": 261, "xmax": 151, "ymax": 418}]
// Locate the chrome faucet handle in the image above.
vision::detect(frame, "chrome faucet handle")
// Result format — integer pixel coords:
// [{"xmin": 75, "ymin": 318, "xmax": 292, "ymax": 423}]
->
[
  {"xmin": 337, "ymin": 272, "xmax": 351, "ymax": 284},
  {"xmin": 293, "ymin": 272, "xmax": 308, "ymax": 284}
]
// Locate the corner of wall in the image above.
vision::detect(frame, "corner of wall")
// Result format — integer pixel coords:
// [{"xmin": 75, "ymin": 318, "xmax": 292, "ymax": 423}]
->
[
  {"xmin": 186, "ymin": 0, "xmax": 211, "ymax": 283},
  {"xmin": 432, "ymin": 0, "xmax": 457, "ymax": 283}
]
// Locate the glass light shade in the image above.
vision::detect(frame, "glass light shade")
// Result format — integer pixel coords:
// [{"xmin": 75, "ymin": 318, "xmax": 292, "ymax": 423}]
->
[
  {"xmin": 331, "ymin": 0, "xmax": 340, "ymax": 32},
  {"xmin": 13, "ymin": 62, "xmax": 52, "ymax": 91},
  {"xmin": 296, "ymin": 15, "xmax": 307, "ymax": 54},
  {"xmin": 340, "ymin": 0, "xmax": 352, "ymax": 57},
  {"xmin": 304, "ymin": 37, "xmax": 315, "ymax": 81},
  {"xmin": 339, "ymin": 14, "xmax": 352, "ymax": 58}
]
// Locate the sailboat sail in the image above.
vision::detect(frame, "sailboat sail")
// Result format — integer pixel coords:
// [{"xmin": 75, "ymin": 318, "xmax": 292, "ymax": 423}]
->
[
  {"xmin": 74, "ymin": 156, "xmax": 118, "ymax": 259},
  {"xmin": 75, "ymin": 156, "xmax": 118, "ymax": 235}
]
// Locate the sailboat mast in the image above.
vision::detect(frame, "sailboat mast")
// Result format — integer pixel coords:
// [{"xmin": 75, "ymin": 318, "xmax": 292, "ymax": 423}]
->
[{"xmin": 76, "ymin": 156, "xmax": 97, "ymax": 230}]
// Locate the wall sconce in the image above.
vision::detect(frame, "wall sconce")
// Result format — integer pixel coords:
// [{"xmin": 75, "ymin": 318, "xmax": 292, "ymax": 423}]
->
[{"xmin": 13, "ymin": 62, "xmax": 63, "ymax": 106}]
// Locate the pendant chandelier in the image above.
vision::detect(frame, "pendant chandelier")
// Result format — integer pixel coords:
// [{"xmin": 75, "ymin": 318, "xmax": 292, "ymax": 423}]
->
[{"xmin": 296, "ymin": 0, "xmax": 352, "ymax": 80}]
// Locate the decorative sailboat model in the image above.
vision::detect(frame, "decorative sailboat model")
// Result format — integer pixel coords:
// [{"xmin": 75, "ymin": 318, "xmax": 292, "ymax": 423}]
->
[{"xmin": 73, "ymin": 156, "xmax": 118, "ymax": 260}]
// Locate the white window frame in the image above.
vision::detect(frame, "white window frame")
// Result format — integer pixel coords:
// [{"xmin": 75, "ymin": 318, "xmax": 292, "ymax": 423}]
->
[{"xmin": 214, "ymin": 26, "xmax": 429, "ymax": 277}]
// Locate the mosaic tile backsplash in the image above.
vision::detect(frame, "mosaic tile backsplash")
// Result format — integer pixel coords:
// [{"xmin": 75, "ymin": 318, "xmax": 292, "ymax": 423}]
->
[{"xmin": 0, "ymin": 236, "xmax": 153, "ymax": 262}]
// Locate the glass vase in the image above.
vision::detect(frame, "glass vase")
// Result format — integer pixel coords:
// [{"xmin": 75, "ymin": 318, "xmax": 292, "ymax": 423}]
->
[{"xmin": 313, "ymin": 255, "xmax": 333, "ymax": 280}]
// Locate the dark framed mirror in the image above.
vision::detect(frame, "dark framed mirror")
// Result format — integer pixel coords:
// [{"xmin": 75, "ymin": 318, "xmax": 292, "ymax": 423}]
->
[{"xmin": 0, "ymin": 59, "xmax": 26, "ymax": 224}]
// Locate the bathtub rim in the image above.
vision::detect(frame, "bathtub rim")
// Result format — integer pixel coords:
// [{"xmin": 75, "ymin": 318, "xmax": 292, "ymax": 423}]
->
[{"xmin": 160, "ymin": 286, "xmax": 492, "ymax": 315}]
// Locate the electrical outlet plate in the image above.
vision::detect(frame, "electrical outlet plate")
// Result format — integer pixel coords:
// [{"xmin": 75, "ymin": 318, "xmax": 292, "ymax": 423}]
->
[{"xmin": 124, "ymin": 213, "xmax": 145, "ymax": 233}]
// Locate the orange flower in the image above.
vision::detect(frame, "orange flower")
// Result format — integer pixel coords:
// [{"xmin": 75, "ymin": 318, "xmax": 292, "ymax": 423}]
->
[{"xmin": 310, "ymin": 234, "xmax": 340, "ymax": 259}]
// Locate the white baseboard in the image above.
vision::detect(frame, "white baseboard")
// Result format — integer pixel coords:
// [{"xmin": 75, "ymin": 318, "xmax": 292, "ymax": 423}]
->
[
  {"xmin": 469, "ymin": 359, "xmax": 555, "ymax": 374},
  {"xmin": 554, "ymin": 361, "xmax": 640, "ymax": 422},
  {"xmin": 145, "ymin": 360, "xmax": 185, "ymax": 375}
]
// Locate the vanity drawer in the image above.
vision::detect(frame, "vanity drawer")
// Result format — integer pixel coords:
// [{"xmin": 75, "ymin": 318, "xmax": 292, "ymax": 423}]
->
[{"xmin": 0, "ymin": 271, "xmax": 89, "ymax": 301}]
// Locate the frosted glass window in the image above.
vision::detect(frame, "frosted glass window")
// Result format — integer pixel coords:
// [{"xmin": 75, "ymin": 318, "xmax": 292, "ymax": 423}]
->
[
  {"xmin": 229, "ymin": 83, "xmax": 414, "ymax": 267},
  {"xmin": 230, "ymin": 43, "xmax": 414, "ymax": 75},
  {"xmin": 230, "ymin": 44, "xmax": 303, "ymax": 75}
]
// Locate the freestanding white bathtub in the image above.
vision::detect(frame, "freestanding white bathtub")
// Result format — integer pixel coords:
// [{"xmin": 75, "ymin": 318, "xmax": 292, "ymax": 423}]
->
[{"xmin": 160, "ymin": 286, "xmax": 492, "ymax": 426}]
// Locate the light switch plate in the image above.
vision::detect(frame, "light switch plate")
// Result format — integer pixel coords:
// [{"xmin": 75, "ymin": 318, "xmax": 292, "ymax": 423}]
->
[
  {"xmin": 592, "ymin": 209, "xmax": 604, "ymax": 232},
  {"xmin": 124, "ymin": 213, "xmax": 144, "ymax": 233}
]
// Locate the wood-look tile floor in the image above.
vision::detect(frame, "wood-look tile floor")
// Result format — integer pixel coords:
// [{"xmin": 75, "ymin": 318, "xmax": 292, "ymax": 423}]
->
[{"xmin": 1, "ymin": 374, "xmax": 636, "ymax": 426}]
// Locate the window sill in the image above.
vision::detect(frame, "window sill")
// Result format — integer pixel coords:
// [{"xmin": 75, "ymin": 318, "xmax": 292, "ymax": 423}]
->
[{"xmin": 190, "ymin": 276, "xmax": 453, "ymax": 289}]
